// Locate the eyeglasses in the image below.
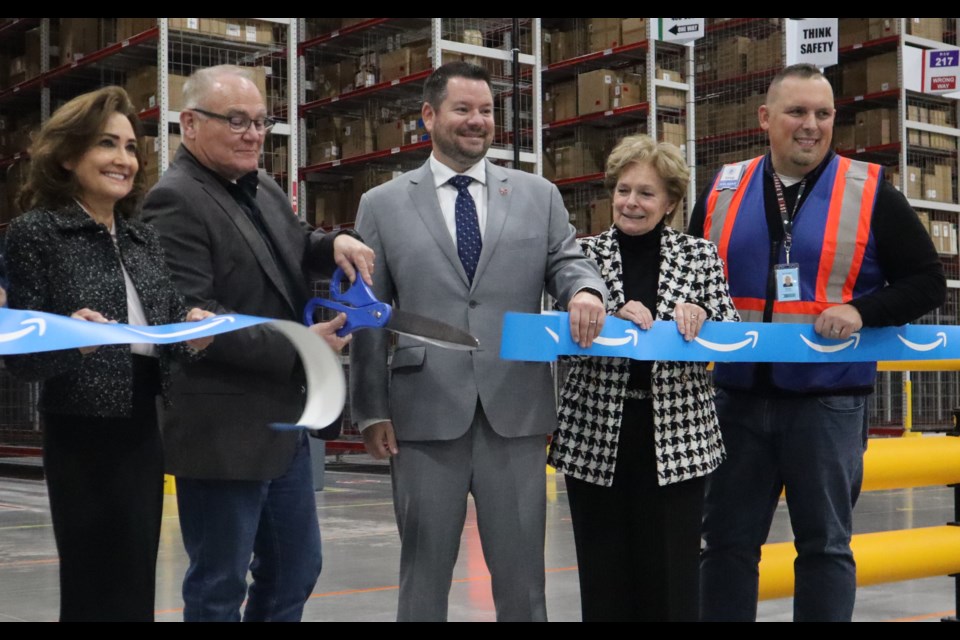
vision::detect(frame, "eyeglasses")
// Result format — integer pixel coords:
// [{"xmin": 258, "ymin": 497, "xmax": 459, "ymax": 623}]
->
[{"xmin": 191, "ymin": 108, "xmax": 277, "ymax": 134}]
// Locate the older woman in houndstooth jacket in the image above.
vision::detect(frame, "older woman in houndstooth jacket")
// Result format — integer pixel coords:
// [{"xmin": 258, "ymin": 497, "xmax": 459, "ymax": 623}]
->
[{"xmin": 550, "ymin": 134, "xmax": 739, "ymax": 621}]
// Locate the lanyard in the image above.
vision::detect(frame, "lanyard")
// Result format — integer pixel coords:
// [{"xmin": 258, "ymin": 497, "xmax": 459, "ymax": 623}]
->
[{"xmin": 771, "ymin": 173, "xmax": 807, "ymax": 263}]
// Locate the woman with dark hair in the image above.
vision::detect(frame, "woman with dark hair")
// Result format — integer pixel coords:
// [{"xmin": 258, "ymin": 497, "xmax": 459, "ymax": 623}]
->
[
  {"xmin": 5, "ymin": 86, "xmax": 213, "ymax": 621},
  {"xmin": 550, "ymin": 134, "xmax": 738, "ymax": 621}
]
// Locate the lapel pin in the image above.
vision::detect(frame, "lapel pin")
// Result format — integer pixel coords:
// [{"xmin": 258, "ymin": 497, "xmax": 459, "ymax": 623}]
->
[{"xmin": 499, "ymin": 188, "xmax": 508, "ymax": 196}]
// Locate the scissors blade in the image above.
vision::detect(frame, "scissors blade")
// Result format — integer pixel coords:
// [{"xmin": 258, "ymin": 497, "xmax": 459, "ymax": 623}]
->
[{"xmin": 386, "ymin": 309, "xmax": 479, "ymax": 351}]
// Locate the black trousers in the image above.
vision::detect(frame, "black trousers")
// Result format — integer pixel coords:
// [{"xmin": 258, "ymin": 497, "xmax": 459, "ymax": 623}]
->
[
  {"xmin": 565, "ymin": 397, "xmax": 706, "ymax": 622},
  {"xmin": 42, "ymin": 356, "xmax": 163, "ymax": 622}
]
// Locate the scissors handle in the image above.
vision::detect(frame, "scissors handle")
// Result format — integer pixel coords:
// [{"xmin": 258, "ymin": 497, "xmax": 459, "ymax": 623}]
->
[{"xmin": 303, "ymin": 268, "xmax": 391, "ymax": 337}]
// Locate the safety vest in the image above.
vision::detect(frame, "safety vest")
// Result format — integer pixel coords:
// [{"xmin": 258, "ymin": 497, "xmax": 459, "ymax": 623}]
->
[{"xmin": 704, "ymin": 154, "xmax": 885, "ymax": 392}]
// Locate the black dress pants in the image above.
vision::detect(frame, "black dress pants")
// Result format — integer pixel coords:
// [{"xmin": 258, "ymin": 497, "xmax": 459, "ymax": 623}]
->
[
  {"xmin": 42, "ymin": 356, "xmax": 163, "ymax": 621},
  {"xmin": 565, "ymin": 397, "xmax": 706, "ymax": 622}
]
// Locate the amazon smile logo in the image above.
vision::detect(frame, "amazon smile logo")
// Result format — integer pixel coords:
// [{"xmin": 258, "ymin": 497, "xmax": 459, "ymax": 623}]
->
[
  {"xmin": 898, "ymin": 332, "xmax": 947, "ymax": 352},
  {"xmin": 0, "ymin": 318, "xmax": 46, "ymax": 342},
  {"xmin": 123, "ymin": 316, "xmax": 236, "ymax": 339},
  {"xmin": 800, "ymin": 332, "xmax": 860, "ymax": 353},
  {"xmin": 544, "ymin": 327, "xmax": 641, "ymax": 347},
  {"xmin": 694, "ymin": 331, "xmax": 758, "ymax": 352}
]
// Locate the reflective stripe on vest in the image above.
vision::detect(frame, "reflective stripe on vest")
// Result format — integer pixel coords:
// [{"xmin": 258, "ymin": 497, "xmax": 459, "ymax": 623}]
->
[{"xmin": 704, "ymin": 155, "xmax": 882, "ymax": 324}]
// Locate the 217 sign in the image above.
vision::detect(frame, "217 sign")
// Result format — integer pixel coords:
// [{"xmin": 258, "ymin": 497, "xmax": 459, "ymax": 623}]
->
[{"xmin": 930, "ymin": 51, "xmax": 958, "ymax": 67}]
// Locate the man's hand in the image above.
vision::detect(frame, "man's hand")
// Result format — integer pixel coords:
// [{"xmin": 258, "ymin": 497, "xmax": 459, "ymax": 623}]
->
[
  {"xmin": 815, "ymin": 304, "xmax": 863, "ymax": 340},
  {"xmin": 363, "ymin": 420, "xmax": 398, "ymax": 459},
  {"xmin": 333, "ymin": 234, "xmax": 375, "ymax": 285},
  {"xmin": 568, "ymin": 290, "xmax": 606, "ymax": 348},
  {"xmin": 184, "ymin": 307, "xmax": 216, "ymax": 351},
  {"xmin": 309, "ymin": 312, "xmax": 352, "ymax": 352}
]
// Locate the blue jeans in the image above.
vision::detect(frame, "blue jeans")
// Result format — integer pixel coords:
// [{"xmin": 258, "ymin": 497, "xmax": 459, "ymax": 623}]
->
[
  {"xmin": 176, "ymin": 434, "xmax": 322, "ymax": 622},
  {"xmin": 700, "ymin": 389, "xmax": 868, "ymax": 622}
]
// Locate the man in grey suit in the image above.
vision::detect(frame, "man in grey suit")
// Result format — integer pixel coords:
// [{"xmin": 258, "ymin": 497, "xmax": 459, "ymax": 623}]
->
[
  {"xmin": 351, "ymin": 61, "xmax": 608, "ymax": 621},
  {"xmin": 141, "ymin": 65, "xmax": 374, "ymax": 621}
]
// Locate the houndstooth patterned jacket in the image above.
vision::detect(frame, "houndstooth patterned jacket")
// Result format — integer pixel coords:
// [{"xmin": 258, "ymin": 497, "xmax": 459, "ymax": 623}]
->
[{"xmin": 549, "ymin": 225, "xmax": 740, "ymax": 487}]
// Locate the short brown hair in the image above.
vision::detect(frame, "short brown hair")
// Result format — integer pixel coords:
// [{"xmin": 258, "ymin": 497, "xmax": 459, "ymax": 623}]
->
[
  {"xmin": 18, "ymin": 86, "xmax": 145, "ymax": 217},
  {"xmin": 604, "ymin": 134, "xmax": 690, "ymax": 222},
  {"xmin": 766, "ymin": 63, "xmax": 831, "ymax": 103}
]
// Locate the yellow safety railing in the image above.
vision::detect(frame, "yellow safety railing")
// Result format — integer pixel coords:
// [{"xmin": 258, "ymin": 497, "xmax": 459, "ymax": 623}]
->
[{"xmin": 758, "ymin": 436, "xmax": 960, "ymax": 602}]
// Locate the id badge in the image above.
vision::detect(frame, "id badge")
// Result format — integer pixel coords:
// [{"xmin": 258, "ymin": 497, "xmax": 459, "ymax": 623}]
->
[
  {"xmin": 716, "ymin": 163, "xmax": 745, "ymax": 190},
  {"xmin": 775, "ymin": 264, "xmax": 800, "ymax": 302}
]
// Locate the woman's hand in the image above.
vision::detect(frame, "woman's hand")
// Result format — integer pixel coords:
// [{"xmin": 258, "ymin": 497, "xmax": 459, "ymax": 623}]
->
[
  {"xmin": 184, "ymin": 307, "xmax": 216, "ymax": 351},
  {"xmin": 674, "ymin": 302, "xmax": 706, "ymax": 342},
  {"xmin": 71, "ymin": 308, "xmax": 111, "ymax": 354},
  {"xmin": 615, "ymin": 300, "xmax": 654, "ymax": 330}
]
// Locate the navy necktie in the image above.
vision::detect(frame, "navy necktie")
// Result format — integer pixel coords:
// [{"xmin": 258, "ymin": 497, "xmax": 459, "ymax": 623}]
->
[{"xmin": 449, "ymin": 175, "xmax": 482, "ymax": 283}]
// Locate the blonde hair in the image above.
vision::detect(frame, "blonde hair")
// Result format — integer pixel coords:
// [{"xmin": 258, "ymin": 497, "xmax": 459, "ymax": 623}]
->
[{"xmin": 604, "ymin": 134, "xmax": 689, "ymax": 221}]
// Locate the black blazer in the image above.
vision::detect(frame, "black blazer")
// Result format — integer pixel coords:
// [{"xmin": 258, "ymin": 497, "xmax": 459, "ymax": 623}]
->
[
  {"xmin": 4, "ymin": 204, "xmax": 190, "ymax": 417},
  {"xmin": 141, "ymin": 146, "xmax": 337, "ymax": 480}
]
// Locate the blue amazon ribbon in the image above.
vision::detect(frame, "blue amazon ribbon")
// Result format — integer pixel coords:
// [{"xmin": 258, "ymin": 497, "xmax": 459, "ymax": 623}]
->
[
  {"xmin": 0, "ymin": 308, "xmax": 347, "ymax": 429},
  {"xmin": 500, "ymin": 312, "xmax": 958, "ymax": 363},
  {"xmin": 0, "ymin": 307, "xmax": 271, "ymax": 355}
]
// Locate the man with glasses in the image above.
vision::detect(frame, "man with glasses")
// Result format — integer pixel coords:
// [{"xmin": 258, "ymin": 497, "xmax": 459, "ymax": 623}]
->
[{"xmin": 142, "ymin": 65, "xmax": 374, "ymax": 621}]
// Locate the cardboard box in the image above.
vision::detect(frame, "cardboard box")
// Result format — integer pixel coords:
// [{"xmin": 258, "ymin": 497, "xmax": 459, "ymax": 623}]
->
[
  {"xmin": 125, "ymin": 68, "xmax": 192, "ymax": 112},
  {"xmin": 713, "ymin": 102, "xmax": 740, "ymax": 135},
  {"xmin": 309, "ymin": 141, "xmax": 339, "ymax": 165},
  {"xmin": 379, "ymin": 48, "xmax": 411, "ymax": 83},
  {"xmin": 842, "ymin": 58, "xmax": 868, "ymax": 96},
  {"xmin": 549, "ymin": 29, "xmax": 581, "ymax": 64},
  {"xmin": 866, "ymin": 51, "xmax": 898, "ymax": 94},
  {"xmin": 930, "ymin": 220, "xmax": 958, "ymax": 255},
  {"xmin": 868, "ymin": 18, "xmax": 899, "ymax": 41},
  {"xmin": 906, "ymin": 165, "xmax": 922, "ymax": 200},
  {"xmin": 658, "ymin": 122, "xmax": 686, "ymax": 150},
  {"xmin": 621, "ymin": 18, "xmax": 646, "ymax": 46},
  {"xmin": 552, "ymin": 142, "xmax": 601, "ymax": 180},
  {"xmin": 715, "ymin": 36, "xmax": 751, "ymax": 80},
  {"xmin": 312, "ymin": 189, "xmax": 347, "ymax": 228},
  {"xmin": 908, "ymin": 18, "xmax": 944, "ymax": 42},
  {"xmin": 589, "ymin": 196, "xmax": 613, "ymax": 235},
  {"xmin": 116, "ymin": 18, "xmax": 155, "ymax": 42},
  {"xmin": 839, "ymin": 18, "xmax": 870, "ymax": 48},
  {"xmin": 577, "ymin": 68, "xmax": 618, "ymax": 115},
  {"xmin": 657, "ymin": 89, "xmax": 685, "ymax": 109},
  {"xmin": 340, "ymin": 118, "xmax": 375, "ymax": 159},
  {"xmin": 60, "ymin": 18, "xmax": 101, "ymax": 65},
  {"xmin": 379, "ymin": 43, "xmax": 430, "ymax": 83},
  {"xmin": 546, "ymin": 80, "xmax": 577, "ymax": 122},
  {"xmin": 855, "ymin": 109, "xmax": 898, "ymax": 148},
  {"xmin": 739, "ymin": 93, "xmax": 766, "ymax": 130},
  {"xmin": 916, "ymin": 211, "xmax": 930, "ymax": 234},
  {"xmin": 376, "ymin": 119, "xmax": 406, "ymax": 151},
  {"xmin": 613, "ymin": 79, "xmax": 644, "ymax": 110},
  {"xmin": 587, "ymin": 18, "xmax": 621, "ymax": 52},
  {"xmin": 936, "ymin": 164, "xmax": 954, "ymax": 203},
  {"xmin": 655, "ymin": 66, "xmax": 685, "ymax": 84},
  {"xmin": 833, "ymin": 124, "xmax": 856, "ymax": 151},
  {"xmin": 748, "ymin": 32, "xmax": 782, "ymax": 72},
  {"xmin": 169, "ymin": 18, "xmax": 200, "ymax": 33},
  {"xmin": 696, "ymin": 102, "xmax": 716, "ymax": 136},
  {"xmin": 314, "ymin": 62, "xmax": 342, "ymax": 100}
]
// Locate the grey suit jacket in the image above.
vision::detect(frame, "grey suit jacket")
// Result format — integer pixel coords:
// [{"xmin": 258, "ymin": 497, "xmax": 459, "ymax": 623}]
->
[
  {"xmin": 350, "ymin": 159, "xmax": 606, "ymax": 441},
  {"xmin": 141, "ymin": 146, "xmax": 337, "ymax": 480}
]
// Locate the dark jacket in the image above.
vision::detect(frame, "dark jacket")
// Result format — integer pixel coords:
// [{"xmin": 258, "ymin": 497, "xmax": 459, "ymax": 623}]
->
[
  {"xmin": 4, "ymin": 203, "xmax": 192, "ymax": 417},
  {"xmin": 141, "ymin": 146, "xmax": 339, "ymax": 480}
]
